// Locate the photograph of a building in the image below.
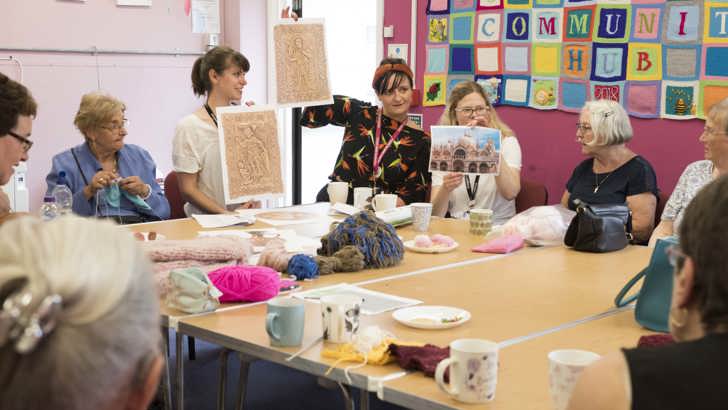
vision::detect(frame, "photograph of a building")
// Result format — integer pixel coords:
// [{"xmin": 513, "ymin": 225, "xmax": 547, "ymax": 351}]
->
[{"xmin": 429, "ymin": 126, "xmax": 501, "ymax": 174}]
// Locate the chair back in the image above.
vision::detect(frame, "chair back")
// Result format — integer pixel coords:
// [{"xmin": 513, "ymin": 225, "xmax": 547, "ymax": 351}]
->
[
  {"xmin": 515, "ymin": 179, "xmax": 549, "ymax": 213},
  {"xmin": 164, "ymin": 171, "xmax": 186, "ymax": 219},
  {"xmin": 654, "ymin": 190, "xmax": 670, "ymax": 227}
]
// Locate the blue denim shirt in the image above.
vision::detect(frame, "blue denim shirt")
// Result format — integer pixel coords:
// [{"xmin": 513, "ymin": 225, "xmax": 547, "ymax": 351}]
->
[{"xmin": 45, "ymin": 142, "xmax": 170, "ymax": 220}]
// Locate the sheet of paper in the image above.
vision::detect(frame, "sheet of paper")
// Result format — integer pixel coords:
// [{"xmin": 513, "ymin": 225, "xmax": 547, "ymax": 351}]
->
[
  {"xmin": 197, "ymin": 228, "xmax": 320, "ymax": 254},
  {"xmin": 191, "ymin": 214, "xmax": 254, "ymax": 228},
  {"xmin": 292, "ymin": 284, "xmax": 422, "ymax": 315},
  {"xmin": 116, "ymin": 0, "xmax": 152, "ymax": 6},
  {"xmin": 191, "ymin": 0, "xmax": 220, "ymax": 34}
]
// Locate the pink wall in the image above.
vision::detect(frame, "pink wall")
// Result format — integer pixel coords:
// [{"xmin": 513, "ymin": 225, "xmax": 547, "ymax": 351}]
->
[
  {"xmin": 0, "ymin": 0, "xmax": 268, "ymax": 212},
  {"xmin": 384, "ymin": 0, "xmax": 706, "ymax": 203}
]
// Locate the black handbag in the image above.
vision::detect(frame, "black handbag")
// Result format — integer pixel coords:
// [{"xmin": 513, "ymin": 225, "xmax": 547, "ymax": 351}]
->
[{"xmin": 564, "ymin": 199, "xmax": 633, "ymax": 253}]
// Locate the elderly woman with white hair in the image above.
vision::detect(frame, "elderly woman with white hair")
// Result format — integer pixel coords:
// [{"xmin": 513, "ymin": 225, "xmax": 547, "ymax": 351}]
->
[
  {"xmin": 0, "ymin": 216, "xmax": 162, "ymax": 410},
  {"xmin": 560, "ymin": 99, "xmax": 658, "ymax": 243}
]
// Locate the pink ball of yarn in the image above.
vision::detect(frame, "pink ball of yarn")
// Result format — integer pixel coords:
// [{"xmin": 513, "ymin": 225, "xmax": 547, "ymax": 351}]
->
[{"xmin": 207, "ymin": 265, "xmax": 281, "ymax": 303}]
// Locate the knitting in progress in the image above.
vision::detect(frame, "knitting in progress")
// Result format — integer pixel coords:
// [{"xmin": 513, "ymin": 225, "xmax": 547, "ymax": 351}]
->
[{"xmin": 319, "ymin": 211, "xmax": 404, "ymax": 269}]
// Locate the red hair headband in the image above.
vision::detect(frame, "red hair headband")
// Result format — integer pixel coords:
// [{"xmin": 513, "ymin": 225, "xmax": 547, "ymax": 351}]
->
[{"xmin": 371, "ymin": 63, "xmax": 414, "ymax": 89}]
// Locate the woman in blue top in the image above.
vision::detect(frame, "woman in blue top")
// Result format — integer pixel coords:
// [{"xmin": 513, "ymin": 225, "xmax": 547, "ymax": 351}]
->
[{"xmin": 45, "ymin": 92, "xmax": 169, "ymax": 223}]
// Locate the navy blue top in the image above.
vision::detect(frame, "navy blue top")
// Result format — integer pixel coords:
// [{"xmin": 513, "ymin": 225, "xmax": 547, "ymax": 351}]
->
[
  {"xmin": 45, "ymin": 142, "xmax": 170, "ymax": 220},
  {"xmin": 566, "ymin": 155, "xmax": 658, "ymax": 210}
]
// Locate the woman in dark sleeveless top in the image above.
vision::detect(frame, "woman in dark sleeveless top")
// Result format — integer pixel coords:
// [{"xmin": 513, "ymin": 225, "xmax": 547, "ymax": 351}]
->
[{"xmin": 568, "ymin": 175, "xmax": 728, "ymax": 410}]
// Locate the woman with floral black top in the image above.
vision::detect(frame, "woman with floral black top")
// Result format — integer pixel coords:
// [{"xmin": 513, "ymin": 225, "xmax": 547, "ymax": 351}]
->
[{"xmin": 301, "ymin": 58, "xmax": 431, "ymax": 206}]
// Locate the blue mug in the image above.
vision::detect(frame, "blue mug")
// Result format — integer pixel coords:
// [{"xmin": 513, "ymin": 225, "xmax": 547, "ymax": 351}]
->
[{"xmin": 266, "ymin": 297, "xmax": 305, "ymax": 347}]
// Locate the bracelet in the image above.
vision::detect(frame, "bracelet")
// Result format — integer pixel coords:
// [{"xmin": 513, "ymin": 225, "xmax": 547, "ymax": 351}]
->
[{"xmin": 140, "ymin": 184, "xmax": 152, "ymax": 200}]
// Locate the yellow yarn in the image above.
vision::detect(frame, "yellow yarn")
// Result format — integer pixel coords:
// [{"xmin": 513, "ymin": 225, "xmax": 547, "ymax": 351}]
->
[{"xmin": 321, "ymin": 338, "xmax": 423, "ymax": 375}]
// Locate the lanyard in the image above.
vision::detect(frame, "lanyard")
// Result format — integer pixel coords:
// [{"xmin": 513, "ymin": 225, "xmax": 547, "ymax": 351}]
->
[
  {"xmin": 372, "ymin": 108, "xmax": 407, "ymax": 180},
  {"xmin": 204, "ymin": 103, "xmax": 218, "ymax": 127},
  {"xmin": 464, "ymin": 175, "xmax": 480, "ymax": 207}
]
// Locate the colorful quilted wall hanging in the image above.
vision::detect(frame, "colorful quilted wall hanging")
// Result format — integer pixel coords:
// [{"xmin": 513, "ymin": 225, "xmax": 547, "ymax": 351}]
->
[{"xmin": 423, "ymin": 0, "xmax": 728, "ymax": 120}]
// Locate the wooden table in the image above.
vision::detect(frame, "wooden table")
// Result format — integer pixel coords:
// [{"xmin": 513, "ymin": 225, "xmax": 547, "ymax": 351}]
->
[{"xmin": 130, "ymin": 207, "xmax": 652, "ymax": 410}]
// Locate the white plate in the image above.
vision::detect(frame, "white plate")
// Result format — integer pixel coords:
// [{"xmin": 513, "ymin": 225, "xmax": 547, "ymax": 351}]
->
[
  {"xmin": 403, "ymin": 239, "xmax": 459, "ymax": 254},
  {"xmin": 392, "ymin": 305, "xmax": 471, "ymax": 329}
]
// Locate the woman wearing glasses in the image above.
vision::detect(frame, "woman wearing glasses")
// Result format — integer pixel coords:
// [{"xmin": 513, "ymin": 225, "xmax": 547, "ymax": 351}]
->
[
  {"xmin": 0, "ymin": 73, "xmax": 37, "ymax": 220},
  {"xmin": 569, "ymin": 175, "xmax": 728, "ymax": 410},
  {"xmin": 649, "ymin": 98, "xmax": 728, "ymax": 246},
  {"xmin": 430, "ymin": 81, "xmax": 521, "ymax": 224},
  {"xmin": 560, "ymin": 100, "xmax": 658, "ymax": 243},
  {"xmin": 45, "ymin": 92, "xmax": 170, "ymax": 223}
]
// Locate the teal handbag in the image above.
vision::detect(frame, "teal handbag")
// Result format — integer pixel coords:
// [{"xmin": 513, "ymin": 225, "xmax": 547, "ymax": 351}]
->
[{"xmin": 614, "ymin": 237, "xmax": 678, "ymax": 333}]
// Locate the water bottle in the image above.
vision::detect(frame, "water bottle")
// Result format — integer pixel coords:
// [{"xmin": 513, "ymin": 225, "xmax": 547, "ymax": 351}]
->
[
  {"xmin": 39, "ymin": 196, "xmax": 58, "ymax": 221},
  {"xmin": 52, "ymin": 171, "xmax": 73, "ymax": 215}
]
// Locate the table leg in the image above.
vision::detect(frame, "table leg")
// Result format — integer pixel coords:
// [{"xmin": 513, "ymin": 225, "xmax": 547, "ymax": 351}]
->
[
  {"xmin": 217, "ymin": 349, "xmax": 231, "ymax": 410},
  {"xmin": 235, "ymin": 353, "xmax": 252, "ymax": 410},
  {"xmin": 160, "ymin": 327, "xmax": 172, "ymax": 410},
  {"xmin": 358, "ymin": 388, "xmax": 370, "ymax": 410},
  {"xmin": 175, "ymin": 331, "xmax": 184, "ymax": 410},
  {"xmin": 338, "ymin": 382, "xmax": 355, "ymax": 410}
]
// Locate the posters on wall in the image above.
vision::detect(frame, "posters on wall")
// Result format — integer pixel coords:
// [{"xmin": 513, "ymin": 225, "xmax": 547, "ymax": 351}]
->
[
  {"xmin": 191, "ymin": 0, "xmax": 220, "ymax": 34},
  {"xmin": 424, "ymin": 0, "xmax": 728, "ymax": 120}
]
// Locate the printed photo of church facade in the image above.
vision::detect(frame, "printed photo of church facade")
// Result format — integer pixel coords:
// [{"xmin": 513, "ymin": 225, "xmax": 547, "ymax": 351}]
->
[{"xmin": 429, "ymin": 126, "xmax": 501, "ymax": 174}]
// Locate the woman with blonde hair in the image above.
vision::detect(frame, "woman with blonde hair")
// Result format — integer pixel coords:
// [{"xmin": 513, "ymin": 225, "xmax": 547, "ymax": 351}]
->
[
  {"xmin": 46, "ymin": 92, "xmax": 169, "ymax": 223},
  {"xmin": 0, "ymin": 216, "xmax": 162, "ymax": 410},
  {"xmin": 430, "ymin": 80, "xmax": 522, "ymax": 224}
]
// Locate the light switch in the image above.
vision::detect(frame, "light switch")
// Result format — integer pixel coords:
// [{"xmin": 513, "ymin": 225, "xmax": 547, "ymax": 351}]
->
[{"xmin": 383, "ymin": 25, "xmax": 394, "ymax": 38}]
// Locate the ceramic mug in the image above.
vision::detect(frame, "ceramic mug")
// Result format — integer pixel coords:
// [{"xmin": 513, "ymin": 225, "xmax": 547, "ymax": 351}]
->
[
  {"xmin": 469, "ymin": 208, "xmax": 493, "ymax": 236},
  {"xmin": 265, "ymin": 297, "xmax": 305, "ymax": 347},
  {"xmin": 372, "ymin": 193, "xmax": 397, "ymax": 212},
  {"xmin": 435, "ymin": 339, "xmax": 499, "ymax": 404},
  {"xmin": 548, "ymin": 349, "xmax": 601, "ymax": 410},
  {"xmin": 320, "ymin": 294, "xmax": 363, "ymax": 343},
  {"xmin": 327, "ymin": 181, "xmax": 349, "ymax": 205},
  {"xmin": 353, "ymin": 187, "xmax": 373, "ymax": 209},
  {"xmin": 410, "ymin": 202, "xmax": 433, "ymax": 232}
]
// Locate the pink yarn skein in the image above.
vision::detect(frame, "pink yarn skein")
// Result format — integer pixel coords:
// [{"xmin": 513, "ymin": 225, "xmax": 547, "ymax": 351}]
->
[{"xmin": 207, "ymin": 265, "xmax": 281, "ymax": 303}]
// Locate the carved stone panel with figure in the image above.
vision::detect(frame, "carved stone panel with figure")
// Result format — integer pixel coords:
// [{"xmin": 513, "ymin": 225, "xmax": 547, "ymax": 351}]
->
[
  {"xmin": 217, "ymin": 106, "xmax": 284, "ymax": 204},
  {"xmin": 273, "ymin": 19, "xmax": 333, "ymax": 107}
]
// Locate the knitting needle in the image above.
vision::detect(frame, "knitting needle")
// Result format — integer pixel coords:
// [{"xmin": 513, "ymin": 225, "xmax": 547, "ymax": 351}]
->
[{"xmin": 286, "ymin": 336, "xmax": 323, "ymax": 362}]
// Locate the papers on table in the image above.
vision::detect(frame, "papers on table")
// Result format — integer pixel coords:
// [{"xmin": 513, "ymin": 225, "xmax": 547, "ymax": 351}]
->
[
  {"xmin": 292, "ymin": 284, "xmax": 422, "ymax": 315},
  {"xmin": 197, "ymin": 228, "xmax": 320, "ymax": 255},
  {"xmin": 191, "ymin": 214, "xmax": 255, "ymax": 229}
]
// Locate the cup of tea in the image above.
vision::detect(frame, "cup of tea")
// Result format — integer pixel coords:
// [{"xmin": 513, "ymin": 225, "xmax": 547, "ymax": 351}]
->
[
  {"xmin": 435, "ymin": 338, "xmax": 499, "ymax": 403},
  {"xmin": 327, "ymin": 181, "xmax": 349, "ymax": 205},
  {"xmin": 469, "ymin": 208, "xmax": 493, "ymax": 236},
  {"xmin": 548, "ymin": 349, "xmax": 600, "ymax": 410},
  {"xmin": 353, "ymin": 187, "xmax": 373, "ymax": 209},
  {"xmin": 372, "ymin": 193, "xmax": 397, "ymax": 212},
  {"xmin": 265, "ymin": 297, "xmax": 305, "ymax": 347},
  {"xmin": 320, "ymin": 294, "xmax": 363, "ymax": 344}
]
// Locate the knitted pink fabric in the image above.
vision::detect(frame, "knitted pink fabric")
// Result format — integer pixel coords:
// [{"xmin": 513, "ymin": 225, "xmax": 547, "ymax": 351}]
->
[
  {"xmin": 207, "ymin": 265, "xmax": 281, "ymax": 303},
  {"xmin": 142, "ymin": 236, "xmax": 251, "ymax": 263}
]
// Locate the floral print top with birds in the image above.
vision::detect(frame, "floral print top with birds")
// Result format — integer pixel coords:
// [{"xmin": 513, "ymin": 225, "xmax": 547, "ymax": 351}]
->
[{"xmin": 301, "ymin": 95, "xmax": 432, "ymax": 204}]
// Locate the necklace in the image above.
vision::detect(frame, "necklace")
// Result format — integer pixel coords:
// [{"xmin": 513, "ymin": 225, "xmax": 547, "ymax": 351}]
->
[{"xmin": 593, "ymin": 171, "xmax": 614, "ymax": 193}]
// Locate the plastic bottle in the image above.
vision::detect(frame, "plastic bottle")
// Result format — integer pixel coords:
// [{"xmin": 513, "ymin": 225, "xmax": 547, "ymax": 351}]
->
[
  {"xmin": 52, "ymin": 171, "xmax": 73, "ymax": 215},
  {"xmin": 39, "ymin": 196, "xmax": 58, "ymax": 221}
]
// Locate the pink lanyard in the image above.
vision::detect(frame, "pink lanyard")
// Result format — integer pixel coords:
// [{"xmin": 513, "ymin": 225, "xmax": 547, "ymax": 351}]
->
[{"xmin": 372, "ymin": 108, "xmax": 407, "ymax": 179}]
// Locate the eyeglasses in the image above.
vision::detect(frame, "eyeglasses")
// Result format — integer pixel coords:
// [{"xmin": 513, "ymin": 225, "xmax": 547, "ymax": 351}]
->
[
  {"xmin": 455, "ymin": 106, "xmax": 489, "ymax": 116},
  {"xmin": 7, "ymin": 131, "xmax": 33, "ymax": 152},
  {"xmin": 667, "ymin": 244, "xmax": 686, "ymax": 269},
  {"xmin": 576, "ymin": 122, "xmax": 593, "ymax": 132},
  {"xmin": 702, "ymin": 126, "xmax": 726, "ymax": 137},
  {"xmin": 101, "ymin": 118, "xmax": 129, "ymax": 132}
]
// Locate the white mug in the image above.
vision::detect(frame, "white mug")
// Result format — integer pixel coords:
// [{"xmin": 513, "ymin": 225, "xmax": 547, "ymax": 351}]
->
[
  {"xmin": 372, "ymin": 193, "xmax": 397, "ymax": 212},
  {"xmin": 327, "ymin": 181, "xmax": 349, "ymax": 205},
  {"xmin": 353, "ymin": 187, "xmax": 373, "ymax": 209},
  {"xmin": 410, "ymin": 202, "xmax": 433, "ymax": 232},
  {"xmin": 435, "ymin": 339, "xmax": 498, "ymax": 403},
  {"xmin": 548, "ymin": 349, "xmax": 601, "ymax": 410},
  {"xmin": 320, "ymin": 294, "xmax": 363, "ymax": 343}
]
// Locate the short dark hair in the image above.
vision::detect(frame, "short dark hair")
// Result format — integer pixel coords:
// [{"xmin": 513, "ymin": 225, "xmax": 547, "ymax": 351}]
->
[
  {"xmin": 679, "ymin": 174, "xmax": 728, "ymax": 332},
  {"xmin": 191, "ymin": 46, "xmax": 250, "ymax": 97},
  {"xmin": 0, "ymin": 73, "xmax": 37, "ymax": 136},
  {"xmin": 373, "ymin": 58, "xmax": 412, "ymax": 95}
]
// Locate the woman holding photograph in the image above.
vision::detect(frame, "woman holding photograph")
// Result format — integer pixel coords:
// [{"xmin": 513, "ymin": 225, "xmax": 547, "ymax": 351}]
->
[
  {"xmin": 172, "ymin": 46, "xmax": 260, "ymax": 215},
  {"xmin": 300, "ymin": 58, "xmax": 431, "ymax": 206},
  {"xmin": 430, "ymin": 81, "xmax": 522, "ymax": 224}
]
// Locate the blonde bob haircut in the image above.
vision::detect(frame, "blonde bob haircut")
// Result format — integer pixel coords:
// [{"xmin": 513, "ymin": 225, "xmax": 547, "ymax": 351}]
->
[
  {"xmin": 439, "ymin": 80, "xmax": 514, "ymax": 137},
  {"xmin": 73, "ymin": 92, "xmax": 126, "ymax": 140},
  {"xmin": 581, "ymin": 99, "xmax": 633, "ymax": 147}
]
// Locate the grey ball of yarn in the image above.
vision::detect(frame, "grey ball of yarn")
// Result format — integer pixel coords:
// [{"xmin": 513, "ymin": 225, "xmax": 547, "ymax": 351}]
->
[
  {"xmin": 314, "ymin": 246, "xmax": 366, "ymax": 275},
  {"xmin": 318, "ymin": 211, "xmax": 404, "ymax": 269}
]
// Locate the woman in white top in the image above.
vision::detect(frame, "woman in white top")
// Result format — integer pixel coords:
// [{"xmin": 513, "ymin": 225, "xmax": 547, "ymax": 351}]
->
[
  {"xmin": 172, "ymin": 46, "xmax": 259, "ymax": 215},
  {"xmin": 430, "ymin": 81, "xmax": 522, "ymax": 225}
]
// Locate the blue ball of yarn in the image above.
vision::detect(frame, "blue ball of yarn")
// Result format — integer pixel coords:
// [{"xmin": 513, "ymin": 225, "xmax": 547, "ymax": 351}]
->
[{"xmin": 287, "ymin": 254, "xmax": 319, "ymax": 280}]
